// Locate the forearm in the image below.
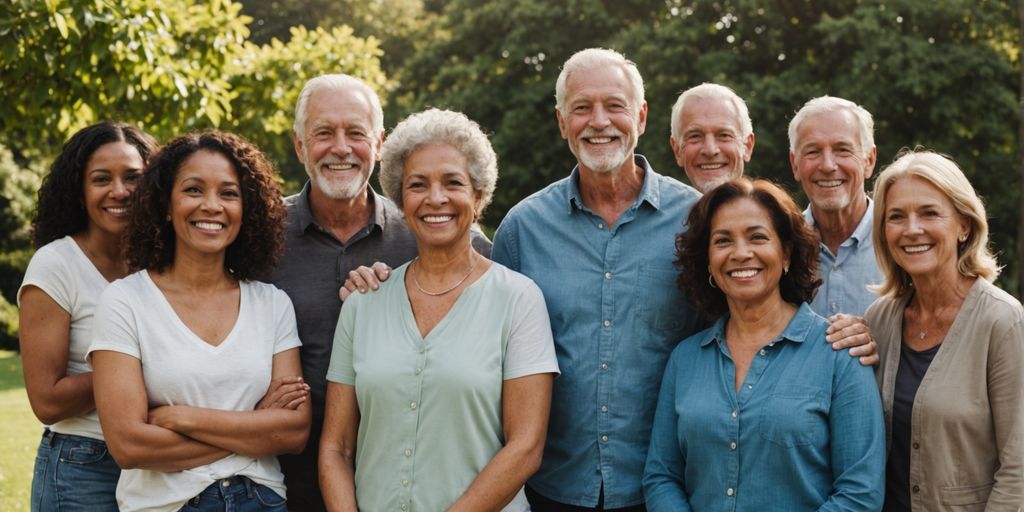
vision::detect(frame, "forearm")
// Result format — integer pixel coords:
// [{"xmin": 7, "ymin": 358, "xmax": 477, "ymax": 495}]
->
[
  {"xmin": 154, "ymin": 405, "xmax": 310, "ymax": 457},
  {"xmin": 26, "ymin": 372, "xmax": 95, "ymax": 425},
  {"xmin": 319, "ymin": 445, "xmax": 358, "ymax": 512},
  {"xmin": 107, "ymin": 420, "xmax": 230, "ymax": 471},
  {"xmin": 448, "ymin": 439, "xmax": 542, "ymax": 512}
]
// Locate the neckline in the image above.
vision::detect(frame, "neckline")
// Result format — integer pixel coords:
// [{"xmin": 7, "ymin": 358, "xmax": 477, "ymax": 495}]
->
[
  {"xmin": 141, "ymin": 270, "xmax": 244, "ymax": 350},
  {"xmin": 396, "ymin": 262, "xmax": 496, "ymax": 342},
  {"xmin": 66, "ymin": 236, "xmax": 115, "ymax": 285}
]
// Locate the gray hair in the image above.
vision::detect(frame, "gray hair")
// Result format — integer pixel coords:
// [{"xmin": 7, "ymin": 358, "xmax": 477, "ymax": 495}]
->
[
  {"xmin": 788, "ymin": 96, "xmax": 874, "ymax": 157},
  {"xmin": 670, "ymin": 83, "xmax": 753, "ymax": 142},
  {"xmin": 870, "ymin": 149, "xmax": 998, "ymax": 298},
  {"xmin": 555, "ymin": 48, "xmax": 644, "ymax": 116},
  {"xmin": 293, "ymin": 74, "xmax": 384, "ymax": 139},
  {"xmin": 379, "ymin": 108, "xmax": 497, "ymax": 216}
]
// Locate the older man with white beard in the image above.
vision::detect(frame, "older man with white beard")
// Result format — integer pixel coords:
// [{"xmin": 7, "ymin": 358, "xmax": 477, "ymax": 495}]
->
[{"xmin": 268, "ymin": 73, "xmax": 489, "ymax": 512}]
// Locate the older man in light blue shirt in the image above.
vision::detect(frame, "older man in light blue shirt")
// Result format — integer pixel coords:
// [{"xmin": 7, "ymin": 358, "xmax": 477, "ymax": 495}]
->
[{"xmin": 790, "ymin": 96, "xmax": 883, "ymax": 317}]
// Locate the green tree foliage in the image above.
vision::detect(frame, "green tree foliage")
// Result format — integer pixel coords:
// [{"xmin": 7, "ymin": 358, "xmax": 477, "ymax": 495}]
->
[
  {"xmin": 395, "ymin": 0, "xmax": 1021, "ymax": 295},
  {"xmin": 0, "ymin": 0, "xmax": 387, "ymax": 348}
]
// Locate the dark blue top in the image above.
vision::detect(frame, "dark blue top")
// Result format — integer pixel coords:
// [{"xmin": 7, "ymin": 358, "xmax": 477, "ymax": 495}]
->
[{"xmin": 885, "ymin": 342, "xmax": 940, "ymax": 512}]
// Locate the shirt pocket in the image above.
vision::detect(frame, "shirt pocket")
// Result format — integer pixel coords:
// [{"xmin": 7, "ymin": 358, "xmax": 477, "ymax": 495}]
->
[
  {"xmin": 633, "ymin": 265, "xmax": 691, "ymax": 342},
  {"xmin": 758, "ymin": 384, "xmax": 827, "ymax": 447},
  {"xmin": 940, "ymin": 481, "xmax": 992, "ymax": 508}
]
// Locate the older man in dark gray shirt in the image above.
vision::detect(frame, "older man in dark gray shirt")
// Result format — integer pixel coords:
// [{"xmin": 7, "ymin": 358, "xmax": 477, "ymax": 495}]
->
[{"xmin": 269, "ymin": 73, "xmax": 489, "ymax": 511}]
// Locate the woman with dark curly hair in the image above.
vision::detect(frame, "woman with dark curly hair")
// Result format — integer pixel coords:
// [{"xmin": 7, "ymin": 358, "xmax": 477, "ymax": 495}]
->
[
  {"xmin": 88, "ymin": 132, "xmax": 310, "ymax": 512},
  {"xmin": 20, "ymin": 121, "xmax": 156, "ymax": 511},
  {"xmin": 643, "ymin": 178, "xmax": 885, "ymax": 511}
]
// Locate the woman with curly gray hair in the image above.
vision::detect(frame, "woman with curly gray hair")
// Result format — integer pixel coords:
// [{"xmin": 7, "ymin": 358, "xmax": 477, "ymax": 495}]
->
[{"xmin": 319, "ymin": 109, "xmax": 559, "ymax": 511}]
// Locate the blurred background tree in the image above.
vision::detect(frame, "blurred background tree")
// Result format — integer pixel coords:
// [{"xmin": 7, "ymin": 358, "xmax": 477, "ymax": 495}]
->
[{"xmin": 0, "ymin": 0, "xmax": 1020, "ymax": 351}]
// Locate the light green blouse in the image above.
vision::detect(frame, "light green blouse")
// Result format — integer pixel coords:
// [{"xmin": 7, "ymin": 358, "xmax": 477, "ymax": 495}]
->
[{"xmin": 327, "ymin": 262, "xmax": 559, "ymax": 511}]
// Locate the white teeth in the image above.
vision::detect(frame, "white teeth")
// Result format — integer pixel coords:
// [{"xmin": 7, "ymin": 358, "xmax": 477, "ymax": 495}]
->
[
  {"xmin": 326, "ymin": 163, "xmax": 356, "ymax": 170},
  {"xmin": 729, "ymin": 269, "xmax": 759, "ymax": 278},
  {"xmin": 422, "ymin": 215, "xmax": 453, "ymax": 223},
  {"xmin": 194, "ymin": 222, "xmax": 224, "ymax": 231},
  {"xmin": 587, "ymin": 137, "xmax": 614, "ymax": 144},
  {"xmin": 904, "ymin": 245, "xmax": 932, "ymax": 253},
  {"xmin": 105, "ymin": 207, "xmax": 128, "ymax": 214},
  {"xmin": 699, "ymin": 164, "xmax": 725, "ymax": 170},
  {"xmin": 817, "ymin": 180, "xmax": 843, "ymax": 188}
]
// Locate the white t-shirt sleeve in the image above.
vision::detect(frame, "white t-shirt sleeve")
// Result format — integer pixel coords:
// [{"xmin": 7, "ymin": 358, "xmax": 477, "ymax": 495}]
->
[
  {"xmin": 271, "ymin": 286, "xmax": 302, "ymax": 354},
  {"xmin": 87, "ymin": 283, "xmax": 142, "ymax": 362},
  {"xmin": 503, "ymin": 280, "xmax": 559, "ymax": 380},
  {"xmin": 326, "ymin": 293, "xmax": 359, "ymax": 386},
  {"xmin": 18, "ymin": 242, "xmax": 73, "ymax": 312}
]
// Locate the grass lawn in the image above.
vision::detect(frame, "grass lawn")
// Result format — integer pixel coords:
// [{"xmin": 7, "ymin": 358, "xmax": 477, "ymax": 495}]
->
[{"xmin": 0, "ymin": 350, "xmax": 41, "ymax": 512}]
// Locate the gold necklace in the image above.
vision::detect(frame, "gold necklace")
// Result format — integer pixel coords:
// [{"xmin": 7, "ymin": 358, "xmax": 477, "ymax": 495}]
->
[{"xmin": 410, "ymin": 256, "xmax": 481, "ymax": 296}]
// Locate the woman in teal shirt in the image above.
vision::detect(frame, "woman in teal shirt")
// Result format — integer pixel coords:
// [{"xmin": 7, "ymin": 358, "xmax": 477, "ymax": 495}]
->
[
  {"xmin": 318, "ymin": 109, "xmax": 559, "ymax": 511},
  {"xmin": 643, "ymin": 178, "xmax": 885, "ymax": 511}
]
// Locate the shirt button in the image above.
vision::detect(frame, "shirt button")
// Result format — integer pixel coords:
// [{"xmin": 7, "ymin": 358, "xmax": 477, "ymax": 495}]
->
[
  {"xmin": 222, "ymin": 480, "xmax": 230, "ymax": 487},
  {"xmin": 912, "ymin": 485, "xmax": 920, "ymax": 493},
  {"xmin": 912, "ymin": 442, "xmax": 920, "ymax": 450},
  {"xmin": 603, "ymin": 320, "xmax": 611, "ymax": 327},
  {"xmin": 731, "ymin": 410, "xmax": 738, "ymax": 418},
  {"xmin": 727, "ymin": 488, "xmax": 735, "ymax": 496},
  {"xmin": 604, "ymin": 272, "xmax": 612, "ymax": 280},
  {"xmin": 597, "ymin": 223, "xmax": 604, "ymax": 229},
  {"xmin": 410, "ymin": 402, "xmax": 417, "ymax": 410},
  {"xmin": 747, "ymin": 384, "xmax": 753, "ymax": 389},
  {"xmin": 404, "ymin": 448, "xmax": 412, "ymax": 457},
  {"xmin": 601, "ymin": 363, "xmax": 609, "ymax": 370},
  {"xmin": 832, "ymin": 264, "xmax": 839, "ymax": 270},
  {"xmin": 401, "ymin": 479, "xmax": 409, "ymax": 487},
  {"xmin": 759, "ymin": 349, "xmax": 766, "ymax": 356},
  {"xmin": 601, "ymin": 435, "xmax": 609, "ymax": 442},
  {"xmin": 401, "ymin": 504, "xmax": 408, "ymax": 511},
  {"xmin": 414, "ymin": 367, "xmax": 422, "ymax": 375},
  {"xmin": 730, "ymin": 442, "xmax": 737, "ymax": 450},
  {"xmin": 601, "ymin": 405, "xmax": 608, "ymax": 412}
]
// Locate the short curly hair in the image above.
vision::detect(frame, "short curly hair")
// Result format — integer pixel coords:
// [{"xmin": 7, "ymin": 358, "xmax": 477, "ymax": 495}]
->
[
  {"xmin": 675, "ymin": 177, "xmax": 822, "ymax": 318},
  {"xmin": 379, "ymin": 108, "xmax": 497, "ymax": 218},
  {"xmin": 125, "ymin": 132, "xmax": 285, "ymax": 280},
  {"xmin": 32, "ymin": 122, "xmax": 157, "ymax": 249}
]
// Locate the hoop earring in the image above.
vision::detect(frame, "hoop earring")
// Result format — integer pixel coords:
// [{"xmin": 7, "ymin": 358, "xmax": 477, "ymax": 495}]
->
[{"xmin": 708, "ymin": 274, "xmax": 717, "ymax": 289}]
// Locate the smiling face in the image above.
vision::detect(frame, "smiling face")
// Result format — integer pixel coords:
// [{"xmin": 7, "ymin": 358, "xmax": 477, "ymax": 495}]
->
[
  {"xmin": 883, "ymin": 175, "xmax": 969, "ymax": 281},
  {"xmin": 672, "ymin": 97, "xmax": 753, "ymax": 192},
  {"xmin": 401, "ymin": 144, "xmax": 482, "ymax": 252},
  {"xmin": 169, "ymin": 150, "xmax": 243, "ymax": 259},
  {"xmin": 294, "ymin": 87, "xmax": 382, "ymax": 201},
  {"xmin": 708, "ymin": 197, "xmax": 790, "ymax": 309},
  {"xmin": 790, "ymin": 109, "xmax": 876, "ymax": 215},
  {"xmin": 83, "ymin": 141, "xmax": 145, "ymax": 237},
  {"xmin": 557, "ymin": 65, "xmax": 647, "ymax": 175}
]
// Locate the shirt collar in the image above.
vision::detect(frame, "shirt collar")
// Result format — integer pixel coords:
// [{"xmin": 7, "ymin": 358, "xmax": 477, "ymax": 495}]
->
[
  {"xmin": 803, "ymin": 197, "xmax": 875, "ymax": 245},
  {"xmin": 565, "ymin": 154, "xmax": 662, "ymax": 214},
  {"xmin": 701, "ymin": 302, "xmax": 817, "ymax": 347},
  {"xmin": 291, "ymin": 181, "xmax": 387, "ymax": 236}
]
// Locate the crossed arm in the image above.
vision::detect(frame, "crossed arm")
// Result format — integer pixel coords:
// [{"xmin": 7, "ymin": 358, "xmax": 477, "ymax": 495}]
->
[{"xmin": 92, "ymin": 348, "xmax": 310, "ymax": 471}]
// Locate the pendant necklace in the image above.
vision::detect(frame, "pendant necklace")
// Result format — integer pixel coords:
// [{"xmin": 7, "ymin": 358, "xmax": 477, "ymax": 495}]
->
[{"xmin": 411, "ymin": 256, "xmax": 481, "ymax": 296}]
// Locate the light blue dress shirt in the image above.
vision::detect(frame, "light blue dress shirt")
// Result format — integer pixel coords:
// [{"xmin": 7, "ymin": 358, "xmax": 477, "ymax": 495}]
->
[
  {"xmin": 492, "ymin": 156, "xmax": 704, "ymax": 508},
  {"xmin": 806, "ymin": 201, "xmax": 882, "ymax": 317},
  {"xmin": 643, "ymin": 303, "xmax": 885, "ymax": 511}
]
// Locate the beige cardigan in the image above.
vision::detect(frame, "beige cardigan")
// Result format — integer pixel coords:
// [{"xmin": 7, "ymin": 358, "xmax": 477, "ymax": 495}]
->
[{"xmin": 867, "ymin": 278, "xmax": 1024, "ymax": 511}]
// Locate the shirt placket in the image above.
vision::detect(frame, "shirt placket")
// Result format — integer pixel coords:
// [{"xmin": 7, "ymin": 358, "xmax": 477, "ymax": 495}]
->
[
  {"xmin": 398, "ymin": 340, "xmax": 430, "ymax": 511},
  {"xmin": 595, "ymin": 215, "xmax": 619, "ymax": 487}
]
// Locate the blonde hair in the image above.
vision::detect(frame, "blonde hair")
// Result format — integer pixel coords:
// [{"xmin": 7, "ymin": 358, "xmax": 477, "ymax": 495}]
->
[{"xmin": 870, "ymin": 150, "xmax": 999, "ymax": 298}]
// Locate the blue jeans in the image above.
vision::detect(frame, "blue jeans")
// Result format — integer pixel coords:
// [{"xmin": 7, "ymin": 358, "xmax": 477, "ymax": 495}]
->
[
  {"xmin": 179, "ymin": 476, "xmax": 287, "ymax": 512},
  {"xmin": 31, "ymin": 429, "xmax": 120, "ymax": 511}
]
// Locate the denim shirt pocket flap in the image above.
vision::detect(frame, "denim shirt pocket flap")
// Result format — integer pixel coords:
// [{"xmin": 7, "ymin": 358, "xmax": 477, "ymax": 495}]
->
[
  {"xmin": 940, "ymin": 482, "xmax": 993, "ymax": 506},
  {"xmin": 759, "ymin": 385, "xmax": 827, "ymax": 447}
]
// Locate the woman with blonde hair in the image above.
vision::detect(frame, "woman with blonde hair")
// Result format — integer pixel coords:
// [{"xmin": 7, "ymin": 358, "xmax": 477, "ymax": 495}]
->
[{"xmin": 866, "ymin": 149, "xmax": 1023, "ymax": 511}]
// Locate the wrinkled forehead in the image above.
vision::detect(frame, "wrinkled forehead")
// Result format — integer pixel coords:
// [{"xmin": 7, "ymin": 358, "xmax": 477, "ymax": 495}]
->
[
  {"xmin": 795, "ymin": 109, "xmax": 862, "ymax": 148},
  {"xmin": 565, "ymin": 65, "xmax": 637, "ymax": 102},
  {"xmin": 304, "ymin": 88, "xmax": 375, "ymax": 129},
  {"xmin": 681, "ymin": 97, "xmax": 743, "ymax": 131}
]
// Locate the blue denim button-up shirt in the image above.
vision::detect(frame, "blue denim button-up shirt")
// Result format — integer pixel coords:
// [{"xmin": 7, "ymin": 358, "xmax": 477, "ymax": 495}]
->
[
  {"xmin": 643, "ymin": 303, "xmax": 885, "ymax": 511},
  {"xmin": 806, "ymin": 201, "xmax": 882, "ymax": 317},
  {"xmin": 492, "ymin": 156, "xmax": 703, "ymax": 508}
]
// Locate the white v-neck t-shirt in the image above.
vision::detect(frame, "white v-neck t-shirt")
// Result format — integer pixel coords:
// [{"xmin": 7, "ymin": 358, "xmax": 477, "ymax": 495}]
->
[
  {"xmin": 88, "ymin": 270, "xmax": 301, "ymax": 512},
  {"xmin": 19, "ymin": 236, "xmax": 110, "ymax": 439}
]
